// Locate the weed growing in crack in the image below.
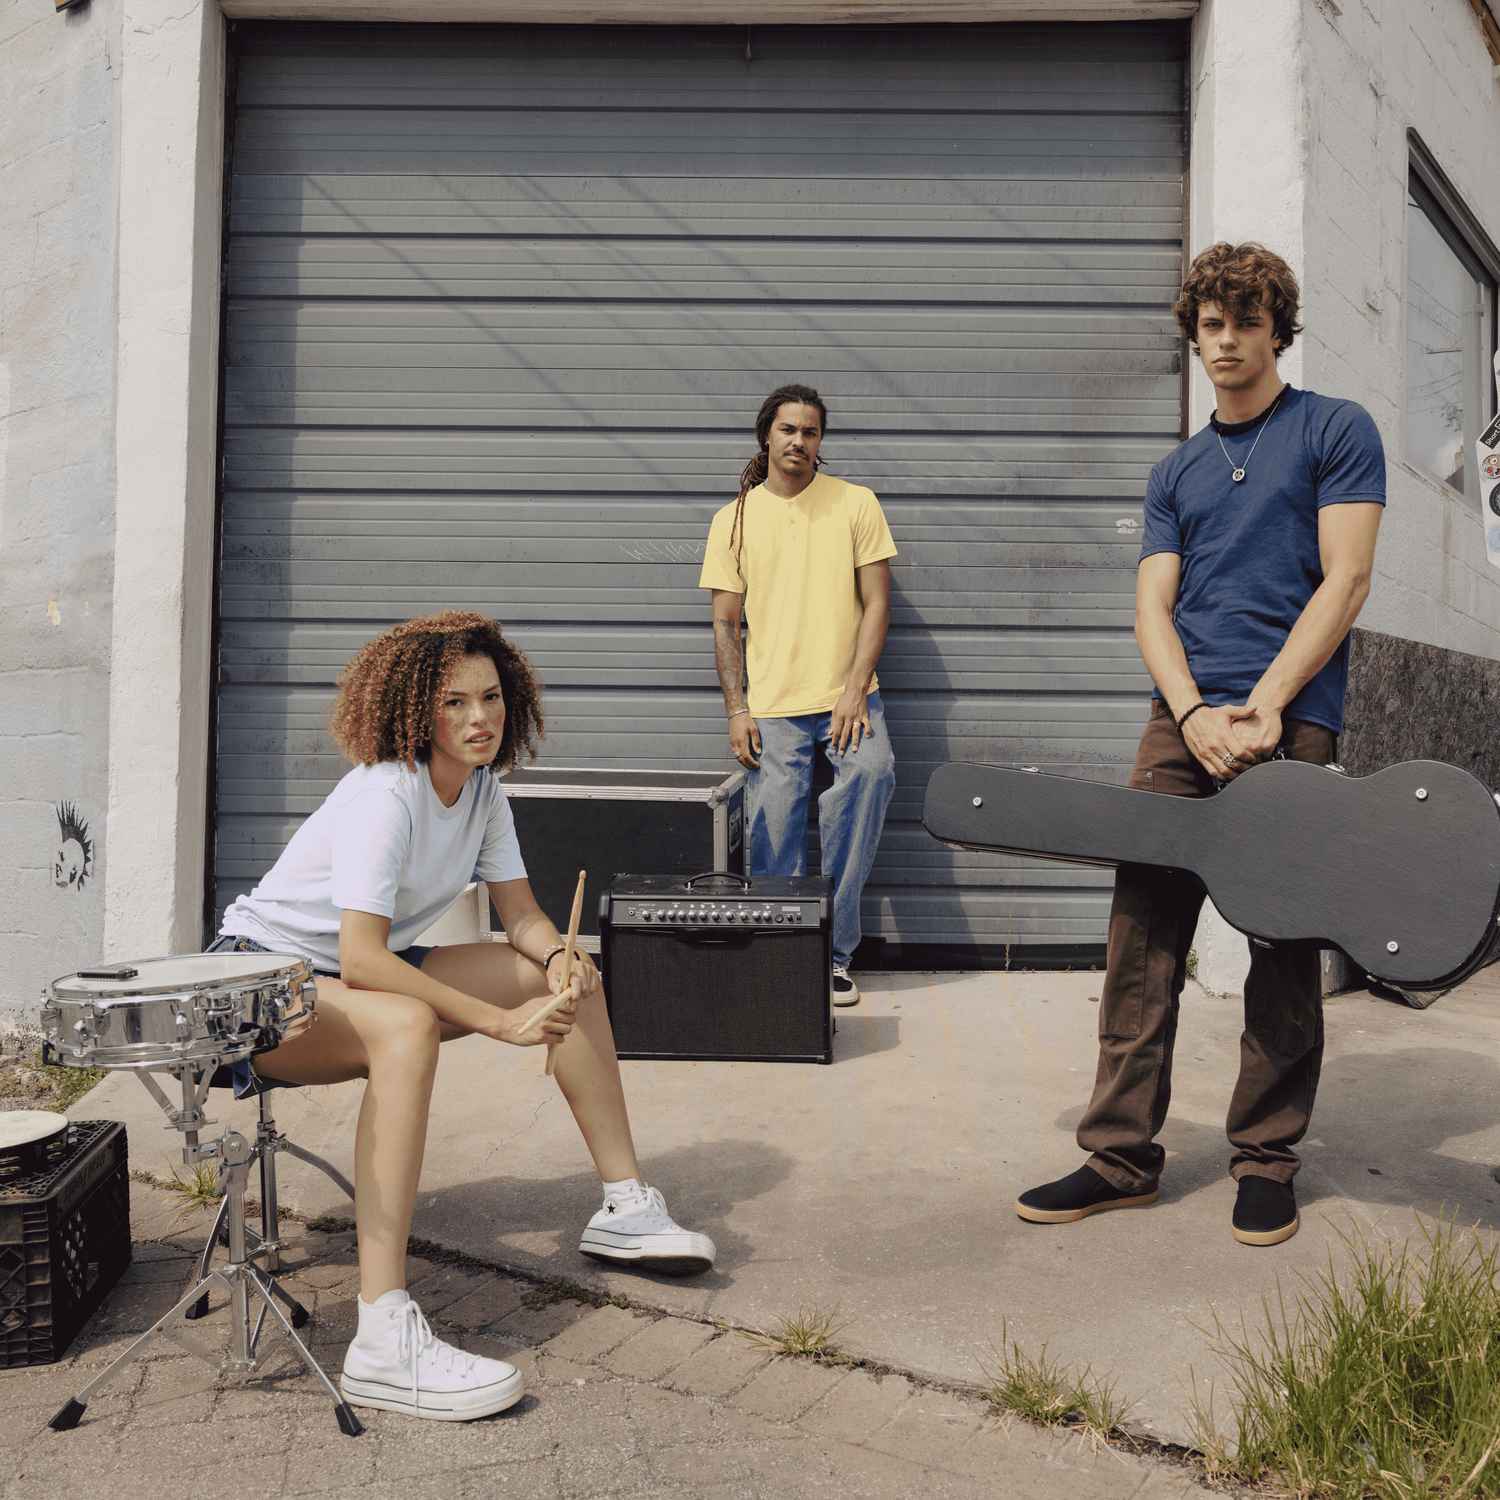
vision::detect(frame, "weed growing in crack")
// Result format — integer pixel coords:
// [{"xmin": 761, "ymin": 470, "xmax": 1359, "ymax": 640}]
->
[
  {"xmin": 979, "ymin": 1323, "xmax": 1127, "ymax": 1440},
  {"xmin": 742, "ymin": 1305, "xmax": 853, "ymax": 1364},
  {"xmin": 1192, "ymin": 1217, "xmax": 1500, "ymax": 1499}
]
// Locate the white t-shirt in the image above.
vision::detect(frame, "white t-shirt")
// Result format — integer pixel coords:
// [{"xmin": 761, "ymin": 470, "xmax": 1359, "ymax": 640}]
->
[{"xmin": 220, "ymin": 760, "xmax": 527, "ymax": 973}]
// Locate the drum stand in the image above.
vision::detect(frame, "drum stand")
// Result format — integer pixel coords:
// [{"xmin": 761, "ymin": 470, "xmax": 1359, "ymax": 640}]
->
[
  {"xmin": 48, "ymin": 1063, "xmax": 364, "ymax": 1437},
  {"xmin": 185, "ymin": 1089, "xmax": 355, "ymax": 1319}
]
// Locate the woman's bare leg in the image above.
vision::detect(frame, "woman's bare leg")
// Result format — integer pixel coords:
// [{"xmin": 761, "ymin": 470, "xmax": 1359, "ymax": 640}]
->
[
  {"xmin": 420, "ymin": 943, "xmax": 640, "ymax": 1183},
  {"xmin": 251, "ymin": 980, "xmax": 439, "ymax": 1302}
]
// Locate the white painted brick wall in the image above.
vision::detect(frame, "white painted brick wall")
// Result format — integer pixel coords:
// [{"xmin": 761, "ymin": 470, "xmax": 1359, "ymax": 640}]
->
[
  {"xmin": 0, "ymin": 0, "xmax": 120, "ymax": 1021},
  {"xmin": 1303, "ymin": 0, "xmax": 1500, "ymax": 657},
  {"xmin": 1191, "ymin": 0, "xmax": 1500, "ymax": 998}
]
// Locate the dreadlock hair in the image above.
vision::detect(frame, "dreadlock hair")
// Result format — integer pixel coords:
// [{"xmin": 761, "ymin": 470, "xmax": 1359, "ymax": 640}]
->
[
  {"xmin": 1174, "ymin": 241, "xmax": 1304, "ymax": 356},
  {"xmin": 329, "ymin": 611, "xmax": 544, "ymax": 774},
  {"xmin": 728, "ymin": 382, "xmax": 830, "ymax": 571}
]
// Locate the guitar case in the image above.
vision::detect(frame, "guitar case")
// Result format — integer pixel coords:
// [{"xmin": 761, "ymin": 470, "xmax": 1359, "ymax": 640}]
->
[{"xmin": 923, "ymin": 759, "xmax": 1500, "ymax": 991}]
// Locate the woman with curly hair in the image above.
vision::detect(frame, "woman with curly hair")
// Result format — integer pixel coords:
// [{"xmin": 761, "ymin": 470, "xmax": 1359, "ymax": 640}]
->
[{"xmin": 213, "ymin": 610, "xmax": 714, "ymax": 1423}]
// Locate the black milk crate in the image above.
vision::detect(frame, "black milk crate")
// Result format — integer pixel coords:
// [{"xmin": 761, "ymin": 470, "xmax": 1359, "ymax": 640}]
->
[{"xmin": 0, "ymin": 1120, "xmax": 131, "ymax": 1367}]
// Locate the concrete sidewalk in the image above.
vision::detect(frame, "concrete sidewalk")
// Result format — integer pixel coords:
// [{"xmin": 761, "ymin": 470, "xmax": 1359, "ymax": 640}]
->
[
  {"xmin": 78, "ymin": 964, "xmax": 1500, "ymax": 1449},
  {"xmin": 1, "ymin": 1180, "xmax": 1202, "ymax": 1499}
]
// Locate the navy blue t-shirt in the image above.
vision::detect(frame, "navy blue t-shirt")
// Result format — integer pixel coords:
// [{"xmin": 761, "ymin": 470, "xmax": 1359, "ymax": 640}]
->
[{"xmin": 1138, "ymin": 386, "xmax": 1385, "ymax": 734}]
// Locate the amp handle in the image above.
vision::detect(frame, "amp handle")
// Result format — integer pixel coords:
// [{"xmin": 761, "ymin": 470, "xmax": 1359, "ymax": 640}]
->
[{"xmin": 683, "ymin": 870, "xmax": 752, "ymax": 891}]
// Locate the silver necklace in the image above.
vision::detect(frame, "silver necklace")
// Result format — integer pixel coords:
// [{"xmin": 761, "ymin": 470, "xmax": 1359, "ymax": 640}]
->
[{"xmin": 1214, "ymin": 391, "xmax": 1284, "ymax": 483}]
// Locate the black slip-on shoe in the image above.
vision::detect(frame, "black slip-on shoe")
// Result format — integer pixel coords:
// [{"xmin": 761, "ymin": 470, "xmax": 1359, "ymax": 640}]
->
[
  {"xmin": 1231, "ymin": 1176, "xmax": 1299, "ymax": 1246},
  {"xmin": 1015, "ymin": 1164, "xmax": 1158, "ymax": 1224}
]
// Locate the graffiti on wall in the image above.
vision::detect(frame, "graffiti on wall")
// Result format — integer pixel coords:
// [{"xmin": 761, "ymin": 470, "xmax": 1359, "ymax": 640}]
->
[{"xmin": 53, "ymin": 801, "xmax": 94, "ymax": 891}]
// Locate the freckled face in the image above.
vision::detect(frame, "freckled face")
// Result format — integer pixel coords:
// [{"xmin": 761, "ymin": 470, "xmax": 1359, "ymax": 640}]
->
[{"xmin": 430, "ymin": 652, "xmax": 506, "ymax": 775}]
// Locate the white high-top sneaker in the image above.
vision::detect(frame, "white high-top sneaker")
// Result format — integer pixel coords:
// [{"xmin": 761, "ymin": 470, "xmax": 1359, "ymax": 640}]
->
[
  {"xmin": 579, "ymin": 1181, "xmax": 716, "ymax": 1275},
  {"xmin": 340, "ymin": 1290, "xmax": 524, "ymax": 1421}
]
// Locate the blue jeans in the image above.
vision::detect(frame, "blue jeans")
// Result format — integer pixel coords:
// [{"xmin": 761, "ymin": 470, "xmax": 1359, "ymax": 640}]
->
[{"xmin": 747, "ymin": 692, "xmax": 896, "ymax": 969}]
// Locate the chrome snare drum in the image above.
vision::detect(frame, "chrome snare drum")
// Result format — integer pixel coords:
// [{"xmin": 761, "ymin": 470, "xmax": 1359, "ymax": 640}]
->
[{"xmin": 42, "ymin": 953, "xmax": 316, "ymax": 1071}]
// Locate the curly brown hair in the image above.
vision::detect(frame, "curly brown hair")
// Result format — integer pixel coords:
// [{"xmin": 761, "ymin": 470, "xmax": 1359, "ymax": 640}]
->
[
  {"xmin": 329, "ymin": 611, "xmax": 544, "ymax": 773},
  {"xmin": 1174, "ymin": 242, "xmax": 1304, "ymax": 356}
]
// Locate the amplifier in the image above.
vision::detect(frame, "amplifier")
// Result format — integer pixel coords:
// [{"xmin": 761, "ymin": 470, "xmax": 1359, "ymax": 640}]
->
[{"xmin": 600, "ymin": 874, "xmax": 832, "ymax": 1064}]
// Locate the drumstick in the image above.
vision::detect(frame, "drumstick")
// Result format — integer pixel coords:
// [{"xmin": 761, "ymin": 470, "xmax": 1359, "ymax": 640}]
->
[{"xmin": 540, "ymin": 869, "xmax": 586, "ymax": 1077}]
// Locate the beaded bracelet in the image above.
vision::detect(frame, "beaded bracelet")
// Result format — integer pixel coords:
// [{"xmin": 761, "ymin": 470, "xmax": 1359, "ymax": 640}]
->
[{"xmin": 1175, "ymin": 700, "xmax": 1210, "ymax": 732}]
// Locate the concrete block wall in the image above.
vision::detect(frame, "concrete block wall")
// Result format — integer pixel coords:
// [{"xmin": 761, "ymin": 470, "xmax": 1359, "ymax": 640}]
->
[
  {"xmin": 0, "ymin": 0, "xmax": 120, "ymax": 1022},
  {"xmin": 1301, "ymin": 0, "xmax": 1500, "ymax": 657},
  {"xmin": 1186, "ymin": 0, "xmax": 1500, "ymax": 998}
]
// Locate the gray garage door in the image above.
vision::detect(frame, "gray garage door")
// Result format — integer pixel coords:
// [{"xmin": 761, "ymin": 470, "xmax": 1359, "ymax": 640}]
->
[{"xmin": 213, "ymin": 20, "xmax": 1186, "ymax": 956}]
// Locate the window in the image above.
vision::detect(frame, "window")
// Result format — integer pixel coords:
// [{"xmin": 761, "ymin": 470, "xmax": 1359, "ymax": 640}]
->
[{"xmin": 1405, "ymin": 136, "xmax": 1499, "ymax": 499}]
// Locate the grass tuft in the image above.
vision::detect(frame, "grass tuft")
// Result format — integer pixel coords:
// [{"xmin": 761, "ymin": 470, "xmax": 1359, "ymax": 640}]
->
[
  {"xmin": 164, "ymin": 1161, "xmax": 223, "ymax": 1211},
  {"xmin": 1193, "ymin": 1217, "xmax": 1500, "ymax": 1498},
  {"xmin": 979, "ymin": 1323, "xmax": 1128, "ymax": 1440},
  {"xmin": 742, "ymin": 1305, "xmax": 853, "ymax": 1364},
  {"xmin": 0, "ymin": 1031, "xmax": 104, "ymax": 1113}
]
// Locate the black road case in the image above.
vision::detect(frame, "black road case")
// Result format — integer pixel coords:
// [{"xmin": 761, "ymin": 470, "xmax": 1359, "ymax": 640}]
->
[{"xmin": 504, "ymin": 768, "xmax": 746, "ymax": 945}]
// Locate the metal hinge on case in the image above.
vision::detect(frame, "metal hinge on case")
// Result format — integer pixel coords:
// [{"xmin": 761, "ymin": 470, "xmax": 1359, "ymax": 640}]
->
[{"xmin": 1325, "ymin": 762, "xmax": 1347, "ymax": 775}]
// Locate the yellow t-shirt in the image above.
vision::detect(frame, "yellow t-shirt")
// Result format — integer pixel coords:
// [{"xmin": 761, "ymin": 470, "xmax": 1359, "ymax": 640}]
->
[{"xmin": 698, "ymin": 471, "xmax": 898, "ymax": 718}]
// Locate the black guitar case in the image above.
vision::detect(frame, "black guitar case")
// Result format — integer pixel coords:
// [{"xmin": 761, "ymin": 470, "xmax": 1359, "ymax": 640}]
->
[{"xmin": 922, "ymin": 759, "xmax": 1500, "ymax": 991}]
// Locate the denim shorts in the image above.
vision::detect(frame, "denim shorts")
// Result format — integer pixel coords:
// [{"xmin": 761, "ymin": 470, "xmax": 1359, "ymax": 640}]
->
[{"xmin": 205, "ymin": 933, "xmax": 434, "ymax": 1098}]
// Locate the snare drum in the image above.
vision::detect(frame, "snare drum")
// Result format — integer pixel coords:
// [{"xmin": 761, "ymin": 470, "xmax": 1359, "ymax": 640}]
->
[{"xmin": 42, "ymin": 953, "xmax": 316, "ymax": 1072}]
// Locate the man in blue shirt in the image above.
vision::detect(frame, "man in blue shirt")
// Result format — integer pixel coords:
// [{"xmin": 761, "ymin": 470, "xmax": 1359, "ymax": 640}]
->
[{"xmin": 1017, "ymin": 243, "xmax": 1385, "ymax": 1247}]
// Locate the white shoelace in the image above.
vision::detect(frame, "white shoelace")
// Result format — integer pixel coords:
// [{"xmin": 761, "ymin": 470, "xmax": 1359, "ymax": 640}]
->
[
  {"xmin": 395, "ymin": 1299, "xmax": 479, "ymax": 1405},
  {"xmin": 607, "ymin": 1183, "xmax": 673, "ymax": 1228}
]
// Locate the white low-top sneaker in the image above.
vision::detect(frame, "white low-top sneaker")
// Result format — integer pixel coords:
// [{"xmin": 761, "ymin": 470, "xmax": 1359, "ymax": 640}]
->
[
  {"xmin": 340, "ymin": 1290, "xmax": 524, "ymax": 1421},
  {"xmin": 579, "ymin": 1182, "xmax": 716, "ymax": 1275}
]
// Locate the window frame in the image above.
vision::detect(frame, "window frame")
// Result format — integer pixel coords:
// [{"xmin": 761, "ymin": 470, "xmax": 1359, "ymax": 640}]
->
[{"xmin": 1404, "ymin": 131, "xmax": 1500, "ymax": 502}]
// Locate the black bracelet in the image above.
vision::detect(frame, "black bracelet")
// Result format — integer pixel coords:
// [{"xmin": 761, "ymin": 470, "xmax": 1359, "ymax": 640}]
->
[
  {"xmin": 540, "ymin": 943, "xmax": 568, "ymax": 970},
  {"xmin": 1175, "ymin": 700, "xmax": 1210, "ymax": 732}
]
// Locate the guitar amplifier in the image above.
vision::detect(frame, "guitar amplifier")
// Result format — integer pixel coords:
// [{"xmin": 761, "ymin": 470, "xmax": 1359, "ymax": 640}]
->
[{"xmin": 600, "ymin": 874, "xmax": 832, "ymax": 1064}]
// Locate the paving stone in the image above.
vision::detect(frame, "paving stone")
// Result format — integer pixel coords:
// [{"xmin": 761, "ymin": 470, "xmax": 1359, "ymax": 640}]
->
[
  {"xmin": 538, "ymin": 1302, "xmax": 649, "ymax": 1365},
  {"xmin": 442, "ymin": 1275, "xmax": 529, "ymax": 1329},
  {"xmin": 795, "ymin": 1366, "xmax": 915, "ymax": 1441},
  {"xmin": 729, "ymin": 1356, "xmax": 850, "ymax": 1423},
  {"xmin": 496, "ymin": 1295, "xmax": 591, "ymax": 1347},
  {"xmin": 281, "ymin": 1438, "xmax": 380, "ymax": 1495},
  {"xmin": 662, "ymin": 1330, "xmax": 773, "ymax": 1398},
  {"xmin": 362, "ymin": 1457, "xmax": 563, "ymax": 1500},
  {"xmin": 555, "ymin": 1443, "xmax": 657, "ymax": 1498},
  {"xmin": 859, "ymin": 1385, "xmax": 988, "ymax": 1467},
  {"xmin": 368, "ymin": 1408, "xmax": 544, "ymax": 1481},
  {"xmin": 405, "ymin": 1263, "xmax": 495, "ymax": 1316},
  {"xmin": 123, "ymin": 1254, "xmax": 198, "ymax": 1284},
  {"xmin": 533, "ymin": 1352, "xmax": 596, "ymax": 1388},
  {"xmin": 128, "ymin": 1355, "xmax": 217, "ymax": 1425},
  {"xmin": 294, "ymin": 1260, "xmax": 361, "ymax": 1292},
  {"xmin": 599, "ymin": 1314, "xmax": 717, "ymax": 1381},
  {"xmin": 944, "ymin": 1420, "xmax": 1158, "ymax": 1498}
]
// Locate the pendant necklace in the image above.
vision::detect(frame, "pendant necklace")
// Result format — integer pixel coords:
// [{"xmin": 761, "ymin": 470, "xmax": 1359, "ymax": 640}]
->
[{"xmin": 1215, "ymin": 390, "xmax": 1284, "ymax": 483}]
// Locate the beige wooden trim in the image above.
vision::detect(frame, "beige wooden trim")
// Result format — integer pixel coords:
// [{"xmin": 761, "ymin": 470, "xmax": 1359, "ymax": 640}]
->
[
  {"xmin": 1468, "ymin": 0, "xmax": 1500, "ymax": 66},
  {"xmin": 222, "ymin": 1, "xmax": 1197, "ymax": 23}
]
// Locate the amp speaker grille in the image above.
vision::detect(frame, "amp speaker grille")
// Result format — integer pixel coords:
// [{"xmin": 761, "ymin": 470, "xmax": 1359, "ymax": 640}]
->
[{"xmin": 604, "ymin": 927, "xmax": 831, "ymax": 1063}]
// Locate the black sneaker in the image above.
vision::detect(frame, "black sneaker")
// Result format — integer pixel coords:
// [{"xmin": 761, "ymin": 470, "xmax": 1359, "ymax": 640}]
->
[
  {"xmin": 831, "ymin": 966, "xmax": 860, "ymax": 1007},
  {"xmin": 1231, "ymin": 1176, "xmax": 1298, "ymax": 1246},
  {"xmin": 1015, "ymin": 1165, "xmax": 1158, "ymax": 1224}
]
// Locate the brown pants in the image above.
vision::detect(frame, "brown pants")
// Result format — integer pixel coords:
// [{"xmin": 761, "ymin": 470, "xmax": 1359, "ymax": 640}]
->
[{"xmin": 1077, "ymin": 701, "xmax": 1336, "ymax": 1192}]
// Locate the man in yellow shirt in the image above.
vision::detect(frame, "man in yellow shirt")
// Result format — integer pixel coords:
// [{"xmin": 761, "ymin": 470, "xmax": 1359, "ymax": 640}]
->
[{"xmin": 698, "ymin": 384, "xmax": 898, "ymax": 1006}]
